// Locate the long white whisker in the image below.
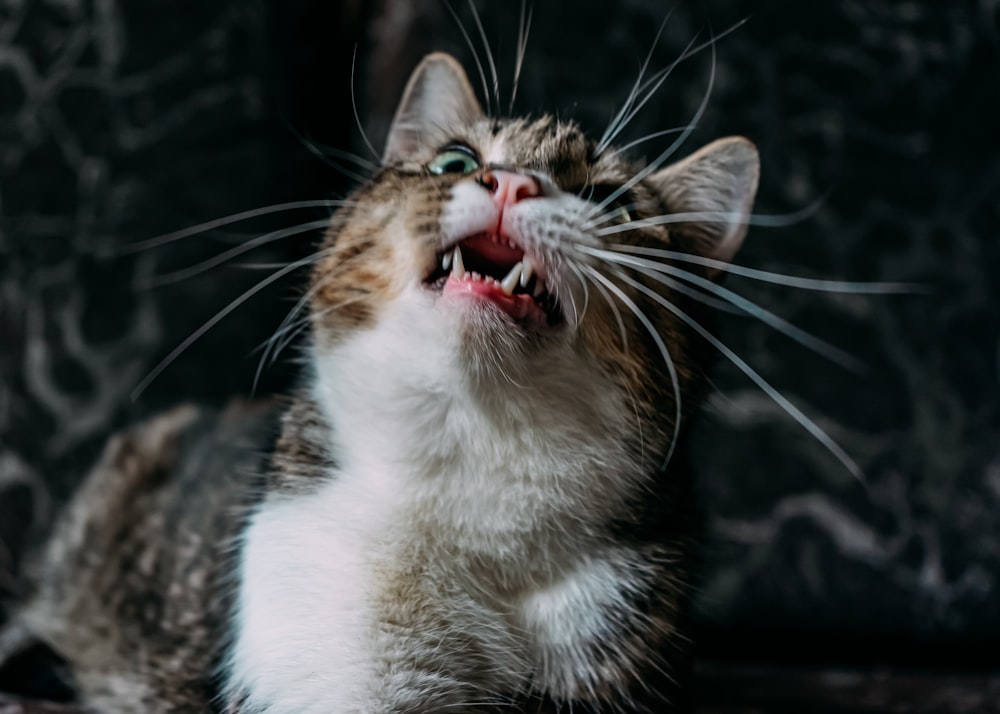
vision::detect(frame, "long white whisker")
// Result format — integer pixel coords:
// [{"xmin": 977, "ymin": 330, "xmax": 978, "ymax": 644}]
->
[
  {"xmin": 600, "ymin": 127, "xmax": 689, "ymax": 161},
  {"xmin": 466, "ymin": 0, "xmax": 500, "ymax": 112},
  {"xmin": 253, "ymin": 288, "xmax": 369, "ymax": 394},
  {"xmin": 149, "ymin": 219, "xmax": 330, "ymax": 286},
  {"xmin": 351, "ymin": 46, "xmax": 380, "ymax": 162},
  {"xmin": 583, "ymin": 265, "xmax": 682, "ymax": 472},
  {"xmin": 581, "ymin": 270, "xmax": 643, "ymax": 463},
  {"xmin": 597, "ymin": 29, "xmax": 698, "ymax": 155},
  {"xmin": 589, "ymin": 30, "xmax": 717, "ymax": 218},
  {"xmin": 295, "ymin": 124, "xmax": 378, "ymax": 173},
  {"xmin": 253, "ymin": 268, "xmax": 335, "ymax": 390},
  {"xmin": 593, "ymin": 201, "xmax": 824, "ymax": 235},
  {"xmin": 130, "ymin": 248, "xmax": 332, "ymax": 401},
  {"xmin": 295, "ymin": 130, "xmax": 375, "ymax": 183},
  {"xmin": 597, "ymin": 11, "xmax": 674, "ymax": 154},
  {"xmin": 608, "ymin": 244, "xmax": 923, "ymax": 294},
  {"xmin": 281, "ymin": 111, "xmax": 375, "ymax": 181},
  {"xmin": 581, "ymin": 246, "xmax": 866, "ymax": 372},
  {"xmin": 114, "ymin": 200, "xmax": 347, "ymax": 254},
  {"xmin": 612, "ymin": 268, "xmax": 864, "ymax": 480},
  {"xmin": 509, "ymin": 0, "xmax": 532, "ymax": 113},
  {"xmin": 585, "ymin": 201, "xmax": 643, "ymax": 230},
  {"xmin": 634, "ymin": 17, "xmax": 749, "ymax": 100},
  {"xmin": 444, "ymin": 0, "xmax": 493, "ymax": 115},
  {"xmin": 596, "ymin": 17, "xmax": 749, "ymax": 157},
  {"xmin": 568, "ymin": 263, "xmax": 591, "ymax": 324},
  {"xmin": 583, "ymin": 267, "xmax": 629, "ymax": 353}
]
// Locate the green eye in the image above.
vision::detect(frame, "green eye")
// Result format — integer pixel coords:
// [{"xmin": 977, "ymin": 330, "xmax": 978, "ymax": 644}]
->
[{"xmin": 428, "ymin": 147, "xmax": 480, "ymax": 175}]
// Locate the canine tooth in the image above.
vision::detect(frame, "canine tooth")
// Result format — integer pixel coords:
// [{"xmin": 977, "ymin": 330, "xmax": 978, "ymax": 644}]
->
[
  {"xmin": 451, "ymin": 246, "xmax": 465, "ymax": 278},
  {"xmin": 533, "ymin": 280, "xmax": 545, "ymax": 298},
  {"xmin": 500, "ymin": 261, "xmax": 523, "ymax": 295},
  {"xmin": 442, "ymin": 250, "xmax": 452, "ymax": 271},
  {"xmin": 520, "ymin": 257, "xmax": 534, "ymax": 287}
]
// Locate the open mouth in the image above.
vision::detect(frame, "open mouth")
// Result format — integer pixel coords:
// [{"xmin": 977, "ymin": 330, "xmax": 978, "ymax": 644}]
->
[{"xmin": 424, "ymin": 233, "xmax": 560, "ymax": 326}]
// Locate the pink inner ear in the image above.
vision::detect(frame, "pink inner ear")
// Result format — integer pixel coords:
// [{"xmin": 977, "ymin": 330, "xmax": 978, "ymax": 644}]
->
[
  {"xmin": 648, "ymin": 137, "xmax": 760, "ymax": 274},
  {"xmin": 382, "ymin": 53, "xmax": 484, "ymax": 164}
]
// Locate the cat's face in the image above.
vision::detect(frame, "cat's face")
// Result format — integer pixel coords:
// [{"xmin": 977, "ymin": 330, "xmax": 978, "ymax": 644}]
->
[{"xmin": 308, "ymin": 53, "xmax": 758, "ymax": 464}]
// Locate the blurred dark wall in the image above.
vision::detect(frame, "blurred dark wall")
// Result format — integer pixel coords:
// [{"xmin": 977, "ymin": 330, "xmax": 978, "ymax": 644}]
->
[{"xmin": 1, "ymin": 0, "xmax": 998, "ymax": 664}]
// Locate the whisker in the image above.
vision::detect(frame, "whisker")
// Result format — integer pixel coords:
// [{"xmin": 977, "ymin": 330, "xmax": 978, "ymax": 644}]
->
[
  {"xmin": 582, "ymin": 265, "xmax": 682, "ymax": 472},
  {"xmin": 252, "ymin": 286, "xmax": 369, "ymax": 394},
  {"xmin": 148, "ymin": 219, "xmax": 330, "ymax": 287},
  {"xmin": 251, "ymin": 231, "xmax": 370, "ymax": 374},
  {"xmin": 568, "ymin": 263, "xmax": 591, "ymax": 324},
  {"xmin": 596, "ymin": 11, "xmax": 674, "ymax": 155},
  {"xmin": 295, "ymin": 128, "xmax": 375, "ymax": 184},
  {"xmin": 600, "ymin": 127, "xmax": 689, "ymax": 161},
  {"xmin": 607, "ymin": 244, "xmax": 923, "ymax": 294},
  {"xmin": 642, "ymin": 274, "xmax": 749, "ymax": 315},
  {"xmin": 596, "ymin": 17, "xmax": 749, "ymax": 157},
  {"xmin": 593, "ymin": 200, "xmax": 825, "ymax": 235},
  {"xmin": 585, "ymin": 267, "xmax": 629, "ymax": 352},
  {"xmin": 588, "ymin": 30, "xmax": 718, "ymax": 219},
  {"xmin": 130, "ymin": 247, "xmax": 333, "ymax": 401},
  {"xmin": 508, "ymin": 0, "xmax": 533, "ymax": 114},
  {"xmin": 115, "ymin": 200, "xmax": 348, "ymax": 254},
  {"xmin": 597, "ymin": 28, "xmax": 697, "ymax": 156},
  {"xmin": 351, "ymin": 45, "xmax": 381, "ymax": 162},
  {"xmin": 444, "ymin": 0, "xmax": 493, "ymax": 115},
  {"xmin": 611, "ymin": 268, "xmax": 864, "ymax": 481},
  {"xmin": 581, "ymin": 246, "xmax": 866, "ymax": 372},
  {"xmin": 252, "ymin": 273, "xmax": 329, "ymax": 390},
  {"xmin": 466, "ymin": 0, "xmax": 500, "ymax": 112},
  {"xmin": 584, "ymin": 201, "xmax": 644, "ymax": 230}
]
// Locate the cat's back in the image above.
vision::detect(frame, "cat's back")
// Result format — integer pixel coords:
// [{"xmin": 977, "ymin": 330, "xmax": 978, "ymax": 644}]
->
[{"xmin": 10, "ymin": 400, "xmax": 280, "ymax": 712}]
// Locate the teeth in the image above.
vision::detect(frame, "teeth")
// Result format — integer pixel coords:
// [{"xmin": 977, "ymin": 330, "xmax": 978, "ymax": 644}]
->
[
  {"xmin": 520, "ymin": 257, "xmax": 534, "ymax": 287},
  {"xmin": 441, "ymin": 250, "xmax": 452, "ymax": 271},
  {"xmin": 500, "ymin": 261, "xmax": 522, "ymax": 295},
  {"xmin": 533, "ymin": 280, "xmax": 545, "ymax": 298},
  {"xmin": 451, "ymin": 246, "xmax": 465, "ymax": 278}
]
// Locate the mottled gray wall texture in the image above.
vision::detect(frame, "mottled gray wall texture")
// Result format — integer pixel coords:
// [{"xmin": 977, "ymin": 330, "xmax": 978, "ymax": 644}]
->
[{"xmin": 2, "ymin": 0, "xmax": 998, "ymax": 663}]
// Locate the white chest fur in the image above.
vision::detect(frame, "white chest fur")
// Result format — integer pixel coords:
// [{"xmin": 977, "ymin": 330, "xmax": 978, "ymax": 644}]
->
[{"xmin": 226, "ymin": 293, "xmax": 651, "ymax": 711}]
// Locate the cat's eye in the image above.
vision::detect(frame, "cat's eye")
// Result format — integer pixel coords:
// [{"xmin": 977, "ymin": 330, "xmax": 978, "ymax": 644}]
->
[{"xmin": 428, "ymin": 146, "xmax": 481, "ymax": 175}]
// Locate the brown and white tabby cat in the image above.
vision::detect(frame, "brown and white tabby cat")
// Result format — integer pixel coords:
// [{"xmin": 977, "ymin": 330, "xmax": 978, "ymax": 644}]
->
[{"xmin": 1, "ymin": 52, "xmax": 758, "ymax": 712}]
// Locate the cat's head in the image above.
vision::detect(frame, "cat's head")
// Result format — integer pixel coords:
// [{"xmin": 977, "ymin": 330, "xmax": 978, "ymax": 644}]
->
[{"xmin": 309, "ymin": 52, "xmax": 758, "ymax": 461}]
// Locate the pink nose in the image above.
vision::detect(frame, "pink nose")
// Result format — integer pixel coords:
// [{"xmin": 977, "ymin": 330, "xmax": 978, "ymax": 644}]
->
[{"xmin": 480, "ymin": 169, "xmax": 541, "ymax": 207}]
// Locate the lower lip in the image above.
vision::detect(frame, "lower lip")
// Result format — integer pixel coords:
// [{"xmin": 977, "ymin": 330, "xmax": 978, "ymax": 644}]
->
[{"xmin": 442, "ymin": 275, "xmax": 546, "ymax": 326}]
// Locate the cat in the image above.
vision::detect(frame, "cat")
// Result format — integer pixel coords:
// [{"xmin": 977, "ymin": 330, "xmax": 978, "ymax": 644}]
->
[{"xmin": 0, "ymin": 51, "xmax": 758, "ymax": 712}]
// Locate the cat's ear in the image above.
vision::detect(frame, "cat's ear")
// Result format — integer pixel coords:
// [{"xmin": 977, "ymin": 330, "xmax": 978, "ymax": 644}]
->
[
  {"xmin": 648, "ymin": 136, "xmax": 759, "ymax": 279},
  {"xmin": 383, "ymin": 53, "xmax": 484, "ymax": 164}
]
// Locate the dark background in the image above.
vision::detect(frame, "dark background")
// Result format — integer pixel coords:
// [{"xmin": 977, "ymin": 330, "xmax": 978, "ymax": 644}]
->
[{"xmin": 1, "ymin": 0, "xmax": 998, "ymax": 703}]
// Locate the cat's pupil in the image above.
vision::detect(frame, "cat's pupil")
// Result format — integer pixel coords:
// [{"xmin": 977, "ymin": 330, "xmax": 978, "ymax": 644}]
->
[{"xmin": 428, "ymin": 147, "xmax": 480, "ymax": 175}]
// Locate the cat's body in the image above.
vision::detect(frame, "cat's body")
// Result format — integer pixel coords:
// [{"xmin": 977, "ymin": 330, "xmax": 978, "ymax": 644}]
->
[{"xmin": 0, "ymin": 52, "xmax": 758, "ymax": 712}]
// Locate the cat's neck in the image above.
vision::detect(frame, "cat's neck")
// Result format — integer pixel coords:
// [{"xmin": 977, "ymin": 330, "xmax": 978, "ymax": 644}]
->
[{"xmin": 292, "ymin": 293, "xmax": 648, "ymax": 565}]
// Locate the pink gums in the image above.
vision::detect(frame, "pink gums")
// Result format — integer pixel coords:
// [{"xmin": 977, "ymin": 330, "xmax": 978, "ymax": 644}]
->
[{"xmin": 442, "ymin": 275, "xmax": 546, "ymax": 327}]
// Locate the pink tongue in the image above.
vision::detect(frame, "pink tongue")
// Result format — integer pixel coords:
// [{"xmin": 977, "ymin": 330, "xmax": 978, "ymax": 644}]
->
[{"xmin": 461, "ymin": 234, "xmax": 524, "ymax": 270}]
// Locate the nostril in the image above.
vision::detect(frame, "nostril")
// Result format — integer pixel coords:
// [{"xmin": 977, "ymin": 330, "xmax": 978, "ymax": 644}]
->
[
  {"xmin": 479, "ymin": 171, "xmax": 499, "ymax": 193},
  {"xmin": 483, "ymin": 170, "xmax": 541, "ymax": 206},
  {"xmin": 515, "ymin": 179, "xmax": 540, "ymax": 201}
]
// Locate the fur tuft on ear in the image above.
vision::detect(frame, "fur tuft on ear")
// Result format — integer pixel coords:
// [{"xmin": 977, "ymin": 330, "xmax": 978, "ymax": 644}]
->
[
  {"xmin": 382, "ymin": 53, "xmax": 484, "ymax": 164},
  {"xmin": 649, "ymin": 136, "xmax": 759, "ymax": 278}
]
